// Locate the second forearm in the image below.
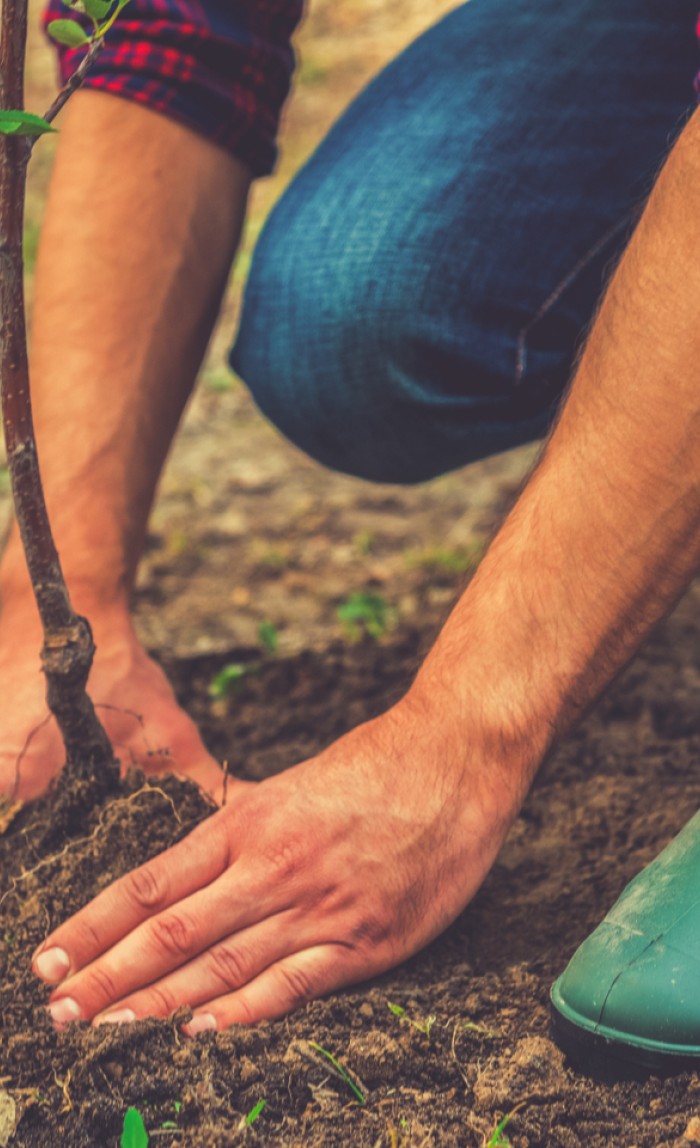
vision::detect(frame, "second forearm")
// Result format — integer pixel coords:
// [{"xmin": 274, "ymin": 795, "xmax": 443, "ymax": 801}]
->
[
  {"xmin": 1, "ymin": 91, "xmax": 250, "ymax": 626},
  {"xmin": 413, "ymin": 109, "xmax": 700, "ymax": 775}
]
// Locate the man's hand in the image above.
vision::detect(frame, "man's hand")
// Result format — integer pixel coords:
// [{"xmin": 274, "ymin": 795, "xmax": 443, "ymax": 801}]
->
[
  {"xmin": 0, "ymin": 603, "xmax": 223, "ymax": 801},
  {"xmin": 30, "ymin": 691, "xmax": 528, "ymax": 1029}
]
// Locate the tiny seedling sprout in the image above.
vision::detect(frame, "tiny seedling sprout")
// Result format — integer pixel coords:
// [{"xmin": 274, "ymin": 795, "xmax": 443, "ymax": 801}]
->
[
  {"xmin": 208, "ymin": 661, "xmax": 259, "ymax": 699},
  {"xmin": 245, "ymin": 1098, "xmax": 267, "ymax": 1125},
  {"xmin": 257, "ymin": 618, "xmax": 279, "ymax": 653},
  {"xmin": 337, "ymin": 590, "xmax": 394, "ymax": 641},
  {"xmin": 120, "ymin": 1106, "xmax": 149, "ymax": 1148},
  {"xmin": 484, "ymin": 1103, "xmax": 525, "ymax": 1148},
  {"xmin": 387, "ymin": 1000, "xmax": 436, "ymax": 1038},
  {"xmin": 309, "ymin": 1042, "xmax": 366, "ymax": 1106}
]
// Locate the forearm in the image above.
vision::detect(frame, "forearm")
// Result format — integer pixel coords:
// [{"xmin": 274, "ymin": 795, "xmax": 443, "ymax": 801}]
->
[
  {"xmin": 0, "ymin": 91, "xmax": 250, "ymax": 630},
  {"xmin": 414, "ymin": 109, "xmax": 700, "ymax": 775}
]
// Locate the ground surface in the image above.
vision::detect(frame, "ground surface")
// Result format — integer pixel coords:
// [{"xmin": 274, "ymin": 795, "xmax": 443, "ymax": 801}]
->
[
  {"xmin": 1, "ymin": 1, "xmax": 700, "ymax": 1145},
  {"xmin": 3, "ymin": 588, "xmax": 700, "ymax": 1147}
]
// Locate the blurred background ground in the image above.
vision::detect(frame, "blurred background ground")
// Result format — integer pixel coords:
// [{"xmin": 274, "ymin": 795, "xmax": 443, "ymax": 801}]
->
[{"xmin": 6, "ymin": 0, "xmax": 537, "ymax": 662}]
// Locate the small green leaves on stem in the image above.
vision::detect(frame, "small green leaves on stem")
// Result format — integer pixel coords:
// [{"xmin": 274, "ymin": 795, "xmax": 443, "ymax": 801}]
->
[
  {"xmin": 76, "ymin": 0, "xmax": 113, "ymax": 21},
  {"xmin": 46, "ymin": 18, "xmax": 90, "ymax": 46},
  {"xmin": 0, "ymin": 109, "xmax": 56, "ymax": 137},
  {"xmin": 4, "ymin": 0, "xmax": 133, "ymax": 148},
  {"xmin": 48, "ymin": 0, "xmax": 132, "ymax": 49},
  {"xmin": 387, "ymin": 1000, "xmax": 436, "ymax": 1038}
]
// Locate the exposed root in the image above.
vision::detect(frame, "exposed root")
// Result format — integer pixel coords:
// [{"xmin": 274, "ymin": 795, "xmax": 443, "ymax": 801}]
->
[
  {"xmin": 0, "ymin": 784, "xmax": 182, "ymax": 910},
  {"xmin": 53, "ymin": 1068, "xmax": 73, "ymax": 1113},
  {"xmin": 0, "ymin": 799, "xmax": 23, "ymax": 835},
  {"xmin": 94, "ymin": 702, "xmax": 162, "ymax": 759},
  {"xmin": 10, "ymin": 711, "xmax": 53, "ymax": 801},
  {"xmin": 221, "ymin": 760, "xmax": 230, "ymax": 807}
]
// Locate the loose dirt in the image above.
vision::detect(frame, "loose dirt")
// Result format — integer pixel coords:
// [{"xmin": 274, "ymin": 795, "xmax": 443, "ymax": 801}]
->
[{"xmin": 2, "ymin": 580, "xmax": 700, "ymax": 1147}]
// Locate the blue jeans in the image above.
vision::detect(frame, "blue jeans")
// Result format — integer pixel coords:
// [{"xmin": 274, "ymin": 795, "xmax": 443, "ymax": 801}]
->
[{"xmin": 231, "ymin": 0, "xmax": 698, "ymax": 484}]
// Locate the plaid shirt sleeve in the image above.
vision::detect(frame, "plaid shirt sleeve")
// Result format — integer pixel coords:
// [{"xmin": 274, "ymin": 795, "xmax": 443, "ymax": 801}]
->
[{"xmin": 41, "ymin": 0, "xmax": 304, "ymax": 177}]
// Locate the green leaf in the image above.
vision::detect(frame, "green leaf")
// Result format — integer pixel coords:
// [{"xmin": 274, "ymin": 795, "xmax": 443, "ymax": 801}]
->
[
  {"xmin": 337, "ymin": 591, "xmax": 393, "ymax": 641},
  {"xmin": 245, "ymin": 1099, "xmax": 266, "ymax": 1126},
  {"xmin": 309, "ymin": 1043, "xmax": 365, "ymax": 1106},
  {"xmin": 486, "ymin": 1108, "xmax": 525, "ymax": 1148},
  {"xmin": 486, "ymin": 1115, "xmax": 512, "ymax": 1148},
  {"xmin": 0, "ymin": 109, "xmax": 57, "ymax": 137},
  {"xmin": 121, "ymin": 1107, "xmax": 149, "ymax": 1148},
  {"xmin": 47, "ymin": 18, "xmax": 91, "ymax": 46},
  {"xmin": 95, "ymin": 0, "xmax": 132, "ymax": 35},
  {"xmin": 82, "ymin": 0, "xmax": 112, "ymax": 18},
  {"xmin": 387, "ymin": 1001, "xmax": 405, "ymax": 1018},
  {"xmin": 208, "ymin": 662, "xmax": 258, "ymax": 699},
  {"xmin": 257, "ymin": 619, "xmax": 279, "ymax": 654}
]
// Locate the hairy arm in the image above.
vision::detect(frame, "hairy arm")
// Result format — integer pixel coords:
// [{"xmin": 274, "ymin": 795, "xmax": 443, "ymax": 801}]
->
[{"xmin": 413, "ymin": 108, "xmax": 700, "ymax": 781}]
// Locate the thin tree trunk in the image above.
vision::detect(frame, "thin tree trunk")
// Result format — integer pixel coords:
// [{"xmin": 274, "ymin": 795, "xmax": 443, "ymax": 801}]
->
[{"xmin": 0, "ymin": 0, "xmax": 116, "ymax": 778}]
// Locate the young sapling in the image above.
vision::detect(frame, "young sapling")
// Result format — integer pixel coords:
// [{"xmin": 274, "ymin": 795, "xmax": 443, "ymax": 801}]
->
[{"xmin": 0, "ymin": 0, "xmax": 130, "ymax": 795}]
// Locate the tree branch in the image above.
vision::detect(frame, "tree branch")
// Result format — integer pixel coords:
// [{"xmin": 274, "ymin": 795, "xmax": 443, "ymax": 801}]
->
[{"xmin": 30, "ymin": 37, "xmax": 104, "ymax": 151}]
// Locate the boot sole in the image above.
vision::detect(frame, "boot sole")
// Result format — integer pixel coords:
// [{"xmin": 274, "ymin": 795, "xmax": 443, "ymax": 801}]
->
[{"xmin": 550, "ymin": 981, "xmax": 700, "ymax": 1081}]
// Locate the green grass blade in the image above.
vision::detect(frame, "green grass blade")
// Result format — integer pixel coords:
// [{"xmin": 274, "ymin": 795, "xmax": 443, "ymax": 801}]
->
[{"xmin": 309, "ymin": 1042, "xmax": 365, "ymax": 1105}]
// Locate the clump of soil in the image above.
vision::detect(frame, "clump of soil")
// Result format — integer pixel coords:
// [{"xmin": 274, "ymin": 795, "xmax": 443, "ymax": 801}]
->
[{"xmin": 2, "ymin": 585, "xmax": 700, "ymax": 1147}]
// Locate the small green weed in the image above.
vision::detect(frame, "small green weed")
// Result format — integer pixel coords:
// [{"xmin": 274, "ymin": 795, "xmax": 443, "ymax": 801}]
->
[
  {"xmin": 205, "ymin": 369, "xmax": 236, "ymax": 393},
  {"xmin": 160, "ymin": 1099, "xmax": 182, "ymax": 1129},
  {"xmin": 121, "ymin": 1107, "xmax": 148, "ymax": 1148},
  {"xmin": 245, "ymin": 1098, "xmax": 267, "ymax": 1125},
  {"xmin": 387, "ymin": 1001, "xmax": 436, "ymax": 1038},
  {"xmin": 309, "ymin": 1041, "xmax": 366, "ymax": 1105},
  {"xmin": 461, "ymin": 1019, "xmax": 500, "ymax": 1039},
  {"xmin": 165, "ymin": 528, "xmax": 191, "ymax": 557},
  {"xmin": 337, "ymin": 591, "xmax": 394, "ymax": 641},
  {"xmin": 257, "ymin": 619, "xmax": 279, "ymax": 653},
  {"xmin": 353, "ymin": 530, "xmax": 375, "ymax": 555},
  {"xmin": 404, "ymin": 542, "xmax": 484, "ymax": 576},
  {"xmin": 388, "ymin": 1121, "xmax": 411, "ymax": 1148},
  {"xmin": 208, "ymin": 662, "xmax": 258, "ymax": 699},
  {"xmin": 485, "ymin": 1104, "xmax": 525, "ymax": 1148}
]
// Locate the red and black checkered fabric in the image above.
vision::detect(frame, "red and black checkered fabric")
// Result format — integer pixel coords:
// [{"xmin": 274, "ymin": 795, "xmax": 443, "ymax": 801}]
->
[{"xmin": 41, "ymin": 0, "xmax": 304, "ymax": 176}]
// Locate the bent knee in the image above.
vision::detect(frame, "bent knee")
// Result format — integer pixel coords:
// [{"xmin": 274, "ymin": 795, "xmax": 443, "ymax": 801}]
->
[{"xmin": 230, "ymin": 197, "xmax": 562, "ymax": 484}]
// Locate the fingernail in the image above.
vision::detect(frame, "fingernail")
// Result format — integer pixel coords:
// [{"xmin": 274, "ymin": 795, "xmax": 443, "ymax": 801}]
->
[
  {"xmin": 33, "ymin": 947, "xmax": 71, "ymax": 984},
  {"xmin": 96, "ymin": 1008, "xmax": 136, "ymax": 1026},
  {"xmin": 48, "ymin": 997, "xmax": 82, "ymax": 1027},
  {"xmin": 184, "ymin": 1012, "xmax": 217, "ymax": 1036}
]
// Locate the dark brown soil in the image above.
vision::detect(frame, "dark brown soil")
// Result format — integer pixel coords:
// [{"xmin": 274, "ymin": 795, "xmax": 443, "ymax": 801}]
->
[{"xmin": 2, "ymin": 583, "xmax": 700, "ymax": 1147}]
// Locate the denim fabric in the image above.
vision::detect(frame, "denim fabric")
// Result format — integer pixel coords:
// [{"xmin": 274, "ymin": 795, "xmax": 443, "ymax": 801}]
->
[{"xmin": 231, "ymin": 0, "xmax": 699, "ymax": 484}]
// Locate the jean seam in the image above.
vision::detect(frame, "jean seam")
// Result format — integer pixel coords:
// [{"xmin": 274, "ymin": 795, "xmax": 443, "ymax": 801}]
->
[{"xmin": 514, "ymin": 216, "xmax": 630, "ymax": 387}]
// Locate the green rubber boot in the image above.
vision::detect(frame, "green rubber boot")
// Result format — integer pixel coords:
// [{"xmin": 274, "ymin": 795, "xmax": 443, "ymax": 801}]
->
[{"xmin": 551, "ymin": 808, "xmax": 700, "ymax": 1080}]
